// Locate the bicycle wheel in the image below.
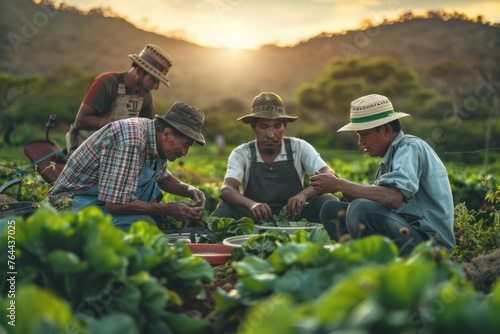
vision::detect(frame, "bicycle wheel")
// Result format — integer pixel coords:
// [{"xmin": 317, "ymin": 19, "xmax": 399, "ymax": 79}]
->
[{"xmin": 0, "ymin": 178, "xmax": 24, "ymax": 202}]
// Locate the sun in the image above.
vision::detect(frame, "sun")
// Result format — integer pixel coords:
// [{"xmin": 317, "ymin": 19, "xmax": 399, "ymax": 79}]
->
[
  {"xmin": 196, "ymin": 28, "xmax": 259, "ymax": 50},
  {"xmin": 226, "ymin": 32, "xmax": 246, "ymax": 50}
]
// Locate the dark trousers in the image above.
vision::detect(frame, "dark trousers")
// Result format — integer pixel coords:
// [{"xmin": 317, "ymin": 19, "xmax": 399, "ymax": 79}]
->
[
  {"xmin": 211, "ymin": 193, "xmax": 339, "ymax": 224},
  {"xmin": 319, "ymin": 198, "xmax": 426, "ymax": 256}
]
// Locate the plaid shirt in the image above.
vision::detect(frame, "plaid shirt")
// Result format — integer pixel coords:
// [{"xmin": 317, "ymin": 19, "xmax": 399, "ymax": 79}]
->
[{"xmin": 47, "ymin": 118, "xmax": 166, "ymax": 208}]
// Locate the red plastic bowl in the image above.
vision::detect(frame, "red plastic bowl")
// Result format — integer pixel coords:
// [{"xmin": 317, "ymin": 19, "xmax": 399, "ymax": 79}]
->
[{"xmin": 186, "ymin": 243, "xmax": 233, "ymax": 266}]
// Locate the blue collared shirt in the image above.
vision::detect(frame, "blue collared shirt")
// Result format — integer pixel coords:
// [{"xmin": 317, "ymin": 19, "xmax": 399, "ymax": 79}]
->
[{"xmin": 371, "ymin": 131, "xmax": 455, "ymax": 250}]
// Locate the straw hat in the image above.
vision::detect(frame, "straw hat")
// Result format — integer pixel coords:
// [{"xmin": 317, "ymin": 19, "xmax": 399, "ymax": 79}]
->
[
  {"xmin": 156, "ymin": 102, "xmax": 206, "ymax": 146},
  {"xmin": 128, "ymin": 44, "xmax": 173, "ymax": 87},
  {"xmin": 237, "ymin": 92, "xmax": 298, "ymax": 124},
  {"xmin": 338, "ymin": 94, "xmax": 410, "ymax": 132}
]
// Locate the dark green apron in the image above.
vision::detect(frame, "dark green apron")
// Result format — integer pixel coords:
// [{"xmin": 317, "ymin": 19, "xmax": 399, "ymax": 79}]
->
[{"xmin": 244, "ymin": 138, "xmax": 303, "ymax": 215}]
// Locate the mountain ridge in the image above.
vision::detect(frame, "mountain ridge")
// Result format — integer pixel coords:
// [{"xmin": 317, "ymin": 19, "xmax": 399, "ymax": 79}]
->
[{"xmin": 1, "ymin": 0, "xmax": 498, "ymax": 107}]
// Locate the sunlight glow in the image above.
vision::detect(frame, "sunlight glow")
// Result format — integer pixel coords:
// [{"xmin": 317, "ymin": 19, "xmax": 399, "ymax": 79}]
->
[
  {"xmin": 45, "ymin": 0, "xmax": 500, "ymax": 49},
  {"xmin": 227, "ymin": 32, "xmax": 245, "ymax": 50},
  {"xmin": 196, "ymin": 28, "xmax": 262, "ymax": 50}
]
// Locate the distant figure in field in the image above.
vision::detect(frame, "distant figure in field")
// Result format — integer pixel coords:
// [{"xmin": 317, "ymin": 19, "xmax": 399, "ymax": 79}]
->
[{"xmin": 215, "ymin": 131, "xmax": 226, "ymax": 156}]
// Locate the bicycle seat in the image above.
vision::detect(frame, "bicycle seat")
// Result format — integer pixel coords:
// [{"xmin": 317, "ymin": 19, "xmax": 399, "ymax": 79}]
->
[{"xmin": 24, "ymin": 140, "xmax": 67, "ymax": 184}]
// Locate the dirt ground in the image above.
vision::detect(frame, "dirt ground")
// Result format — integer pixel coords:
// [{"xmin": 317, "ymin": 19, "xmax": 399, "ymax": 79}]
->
[
  {"xmin": 174, "ymin": 263, "xmax": 239, "ymax": 333},
  {"xmin": 182, "ymin": 265, "xmax": 238, "ymax": 319}
]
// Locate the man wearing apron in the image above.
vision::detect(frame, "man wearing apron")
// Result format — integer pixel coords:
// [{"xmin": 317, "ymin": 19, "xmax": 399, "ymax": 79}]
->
[
  {"xmin": 66, "ymin": 44, "xmax": 173, "ymax": 155},
  {"xmin": 210, "ymin": 92, "xmax": 338, "ymax": 224},
  {"xmin": 48, "ymin": 102, "xmax": 207, "ymax": 232}
]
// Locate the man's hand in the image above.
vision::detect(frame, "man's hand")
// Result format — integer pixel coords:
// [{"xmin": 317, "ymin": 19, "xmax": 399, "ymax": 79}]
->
[
  {"xmin": 162, "ymin": 202, "xmax": 204, "ymax": 222},
  {"xmin": 187, "ymin": 185, "xmax": 206, "ymax": 208},
  {"xmin": 287, "ymin": 193, "xmax": 308, "ymax": 219},
  {"xmin": 249, "ymin": 202, "xmax": 273, "ymax": 222},
  {"xmin": 309, "ymin": 171, "xmax": 341, "ymax": 193}
]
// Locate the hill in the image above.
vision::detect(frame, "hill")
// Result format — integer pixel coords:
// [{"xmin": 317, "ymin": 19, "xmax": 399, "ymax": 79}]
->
[{"xmin": 1, "ymin": 0, "xmax": 499, "ymax": 108}]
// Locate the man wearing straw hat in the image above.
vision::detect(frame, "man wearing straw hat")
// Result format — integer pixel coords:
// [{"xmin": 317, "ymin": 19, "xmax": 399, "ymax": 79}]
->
[
  {"xmin": 48, "ymin": 101, "xmax": 206, "ymax": 232},
  {"xmin": 65, "ymin": 44, "xmax": 173, "ymax": 154},
  {"xmin": 210, "ymin": 92, "xmax": 338, "ymax": 223},
  {"xmin": 310, "ymin": 94, "xmax": 455, "ymax": 256}
]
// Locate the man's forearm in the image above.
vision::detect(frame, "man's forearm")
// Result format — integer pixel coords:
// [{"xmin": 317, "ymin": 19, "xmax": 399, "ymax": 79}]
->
[
  {"xmin": 339, "ymin": 179, "xmax": 404, "ymax": 209},
  {"xmin": 220, "ymin": 187, "xmax": 256, "ymax": 211},
  {"xmin": 159, "ymin": 173, "xmax": 191, "ymax": 197},
  {"xmin": 106, "ymin": 200, "xmax": 164, "ymax": 215}
]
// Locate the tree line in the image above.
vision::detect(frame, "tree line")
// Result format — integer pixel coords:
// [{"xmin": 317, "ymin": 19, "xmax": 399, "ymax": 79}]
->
[{"xmin": 1, "ymin": 55, "xmax": 499, "ymax": 165}]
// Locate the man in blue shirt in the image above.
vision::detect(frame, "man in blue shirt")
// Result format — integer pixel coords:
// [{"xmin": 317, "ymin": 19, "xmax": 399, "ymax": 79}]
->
[{"xmin": 310, "ymin": 94, "xmax": 455, "ymax": 256}]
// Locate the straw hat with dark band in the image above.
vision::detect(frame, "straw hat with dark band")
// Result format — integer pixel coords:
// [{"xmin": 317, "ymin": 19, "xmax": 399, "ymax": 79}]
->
[
  {"xmin": 338, "ymin": 94, "xmax": 410, "ymax": 132},
  {"xmin": 128, "ymin": 44, "xmax": 173, "ymax": 87},
  {"xmin": 237, "ymin": 92, "xmax": 298, "ymax": 124}
]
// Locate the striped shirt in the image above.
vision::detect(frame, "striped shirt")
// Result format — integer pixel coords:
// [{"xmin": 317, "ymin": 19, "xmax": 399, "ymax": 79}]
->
[{"xmin": 46, "ymin": 118, "xmax": 166, "ymax": 208}]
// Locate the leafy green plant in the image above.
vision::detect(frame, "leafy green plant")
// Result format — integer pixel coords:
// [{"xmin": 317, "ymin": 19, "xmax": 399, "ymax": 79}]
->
[
  {"xmin": 0, "ymin": 161, "xmax": 54, "ymax": 202},
  {"xmin": 448, "ymin": 169, "xmax": 492, "ymax": 209},
  {"xmin": 241, "ymin": 231, "xmax": 292, "ymax": 259},
  {"xmin": 452, "ymin": 203, "xmax": 498, "ymax": 262},
  {"xmin": 452, "ymin": 180, "xmax": 500, "ymax": 263},
  {"xmin": 214, "ymin": 235, "xmax": 498, "ymax": 333},
  {"xmin": 260, "ymin": 205, "xmax": 311, "ymax": 227},
  {"xmin": 156, "ymin": 182, "xmax": 222, "ymax": 231},
  {"xmin": 0, "ymin": 206, "xmax": 215, "ymax": 333},
  {"xmin": 198, "ymin": 216, "xmax": 254, "ymax": 244},
  {"xmin": 0, "ymin": 284, "xmax": 85, "ymax": 334}
]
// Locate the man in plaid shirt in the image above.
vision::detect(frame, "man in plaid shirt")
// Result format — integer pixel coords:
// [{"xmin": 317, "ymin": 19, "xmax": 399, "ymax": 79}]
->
[{"xmin": 46, "ymin": 102, "xmax": 207, "ymax": 232}]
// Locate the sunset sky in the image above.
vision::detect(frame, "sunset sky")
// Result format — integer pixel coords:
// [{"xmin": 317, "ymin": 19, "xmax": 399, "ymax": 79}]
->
[{"xmin": 48, "ymin": 0, "xmax": 499, "ymax": 49}]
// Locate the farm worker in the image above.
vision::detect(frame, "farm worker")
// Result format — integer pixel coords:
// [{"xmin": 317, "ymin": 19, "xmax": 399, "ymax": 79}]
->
[
  {"xmin": 65, "ymin": 44, "xmax": 173, "ymax": 155},
  {"xmin": 46, "ymin": 102, "xmax": 207, "ymax": 232},
  {"xmin": 310, "ymin": 94, "xmax": 455, "ymax": 256},
  {"xmin": 210, "ymin": 92, "xmax": 339, "ymax": 223}
]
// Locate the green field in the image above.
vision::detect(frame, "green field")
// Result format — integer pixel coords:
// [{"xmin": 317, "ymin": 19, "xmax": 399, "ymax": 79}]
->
[{"xmin": 1, "ymin": 133, "xmax": 499, "ymax": 184}]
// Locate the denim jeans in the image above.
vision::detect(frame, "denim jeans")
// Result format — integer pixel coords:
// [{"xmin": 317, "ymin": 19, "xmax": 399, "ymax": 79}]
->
[
  {"xmin": 72, "ymin": 163, "xmax": 162, "ymax": 232},
  {"xmin": 319, "ymin": 198, "xmax": 426, "ymax": 256}
]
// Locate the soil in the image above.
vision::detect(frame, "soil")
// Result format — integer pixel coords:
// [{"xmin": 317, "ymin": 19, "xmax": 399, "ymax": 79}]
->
[
  {"xmin": 462, "ymin": 249, "xmax": 500, "ymax": 293},
  {"xmin": 182, "ymin": 264, "xmax": 238, "ymax": 318},
  {"xmin": 175, "ymin": 262, "xmax": 240, "ymax": 333}
]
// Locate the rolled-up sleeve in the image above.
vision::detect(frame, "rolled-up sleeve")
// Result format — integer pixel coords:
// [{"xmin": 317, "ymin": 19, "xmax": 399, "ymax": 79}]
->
[
  {"xmin": 374, "ymin": 144, "xmax": 420, "ymax": 202},
  {"xmin": 224, "ymin": 147, "xmax": 247, "ymax": 184}
]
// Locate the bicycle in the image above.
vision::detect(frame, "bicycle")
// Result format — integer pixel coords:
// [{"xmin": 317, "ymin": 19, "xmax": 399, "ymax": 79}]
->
[{"xmin": 0, "ymin": 114, "xmax": 67, "ymax": 217}]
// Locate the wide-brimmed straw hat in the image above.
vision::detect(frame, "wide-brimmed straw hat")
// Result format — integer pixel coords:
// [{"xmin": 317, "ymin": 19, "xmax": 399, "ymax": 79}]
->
[
  {"xmin": 237, "ymin": 92, "xmax": 298, "ymax": 124},
  {"xmin": 128, "ymin": 44, "xmax": 173, "ymax": 88},
  {"xmin": 156, "ymin": 102, "xmax": 206, "ymax": 146},
  {"xmin": 337, "ymin": 94, "xmax": 410, "ymax": 132}
]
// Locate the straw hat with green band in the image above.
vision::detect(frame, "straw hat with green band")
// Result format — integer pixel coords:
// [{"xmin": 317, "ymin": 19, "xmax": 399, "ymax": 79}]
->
[{"xmin": 337, "ymin": 94, "xmax": 410, "ymax": 132}]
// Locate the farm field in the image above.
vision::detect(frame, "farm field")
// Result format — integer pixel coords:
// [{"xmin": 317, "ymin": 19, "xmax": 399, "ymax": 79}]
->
[{"xmin": 1, "ymin": 4, "xmax": 499, "ymax": 331}]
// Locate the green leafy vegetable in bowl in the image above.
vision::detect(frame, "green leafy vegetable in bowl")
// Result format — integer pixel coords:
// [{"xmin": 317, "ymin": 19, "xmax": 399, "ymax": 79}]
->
[{"xmin": 260, "ymin": 205, "xmax": 312, "ymax": 227}]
